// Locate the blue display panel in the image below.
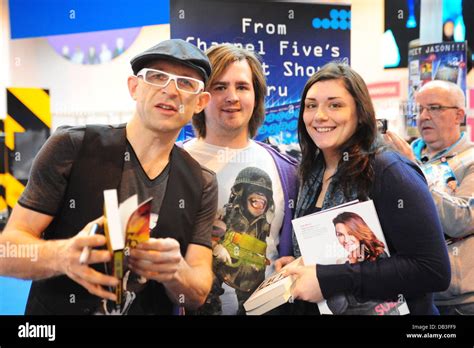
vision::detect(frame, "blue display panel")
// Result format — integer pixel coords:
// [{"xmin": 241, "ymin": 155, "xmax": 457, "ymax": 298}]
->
[
  {"xmin": 171, "ymin": 0, "xmax": 351, "ymax": 145},
  {"xmin": 9, "ymin": 0, "xmax": 169, "ymax": 39}
]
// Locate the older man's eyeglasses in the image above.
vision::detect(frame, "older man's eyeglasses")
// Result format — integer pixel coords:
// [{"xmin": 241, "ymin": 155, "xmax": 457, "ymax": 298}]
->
[
  {"xmin": 416, "ymin": 104, "xmax": 459, "ymax": 117},
  {"xmin": 137, "ymin": 68, "xmax": 204, "ymax": 94}
]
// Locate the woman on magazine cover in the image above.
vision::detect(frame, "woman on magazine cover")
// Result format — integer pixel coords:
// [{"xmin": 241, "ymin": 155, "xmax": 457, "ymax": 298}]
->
[
  {"xmin": 333, "ymin": 212, "xmax": 386, "ymax": 264},
  {"xmin": 327, "ymin": 212, "xmax": 399, "ymax": 315},
  {"xmin": 275, "ymin": 62, "xmax": 450, "ymax": 315}
]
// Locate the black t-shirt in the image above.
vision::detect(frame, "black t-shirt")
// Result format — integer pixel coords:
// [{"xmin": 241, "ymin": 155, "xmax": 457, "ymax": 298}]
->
[
  {"xmin": 18, "ymin": 125, "xmax": 218, "ymax": 314},
  {"xmin": 19, "ymin": 125, "xmax": 216, "ymax": 248}
]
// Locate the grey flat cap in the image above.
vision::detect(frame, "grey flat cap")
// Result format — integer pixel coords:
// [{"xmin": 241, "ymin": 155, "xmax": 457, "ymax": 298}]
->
[{"xmin": 130, "ymin": 39, "xmax": 211, "ymax": 82}]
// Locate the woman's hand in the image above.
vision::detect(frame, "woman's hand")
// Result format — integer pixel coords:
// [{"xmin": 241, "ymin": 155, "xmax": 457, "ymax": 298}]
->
[
  {"xmin": 285, "ymin": 264, "xmax": 324, "ymax": 303},
  {"xmin": 274, "ymin": 256, "xmax": 295, "ymax": 272}
]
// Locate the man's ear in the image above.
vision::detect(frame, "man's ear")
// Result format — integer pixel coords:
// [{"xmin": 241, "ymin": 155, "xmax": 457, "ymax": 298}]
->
[
  {"xmin": 127, "ymin": 76, "xmax": 138, "ymax": 100},
  {"xmin": 455, "ymin": 108, "xmax": 465, "ymax": 125},
  {"xmin": 194, "ymin": 91, "xmax": 211, "ymax": 114}
]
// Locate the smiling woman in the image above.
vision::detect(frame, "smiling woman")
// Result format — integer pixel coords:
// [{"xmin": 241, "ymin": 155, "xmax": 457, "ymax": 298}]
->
[
  {"xmin": 298, "ymin": 63, "xmax": 377, "ymax": 203},
  {"xmin": 302, "ymin": 79, "xmax": 358, "ymax": 169},
  {"xmin": 275, "ymin": 62, "xmax": 451, "ymax": 315}
]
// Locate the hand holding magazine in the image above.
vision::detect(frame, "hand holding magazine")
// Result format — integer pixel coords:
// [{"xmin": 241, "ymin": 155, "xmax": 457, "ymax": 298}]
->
[{"xmin": 292, "ymin": 200, "xmax": 409, "ymax": 315}]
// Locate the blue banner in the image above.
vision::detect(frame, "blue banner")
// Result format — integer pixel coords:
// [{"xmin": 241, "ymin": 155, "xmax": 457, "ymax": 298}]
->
[
  {"xmin": 9, "ymin": 0, "xmax": 169, "ymax": 39},
  {"xmin": 171, "ymin": 0, "xmax": 351, "ymax": 144}
]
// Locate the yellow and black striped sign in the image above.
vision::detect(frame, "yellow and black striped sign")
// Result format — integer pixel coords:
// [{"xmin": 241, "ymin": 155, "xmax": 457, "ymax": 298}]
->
[
  {"xmin": 1, "ymin": 87, "xmax": 51, "ymax": 210},
  {"xmin": 0, "ymin": 119, "xmax": 6, "ymax": 216}
]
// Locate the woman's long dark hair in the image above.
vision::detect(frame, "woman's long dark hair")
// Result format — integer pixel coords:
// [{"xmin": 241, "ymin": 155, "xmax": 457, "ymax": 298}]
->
[{"xmin": 297, "ymin": 62, "xmax": 383, "ymax": 199}]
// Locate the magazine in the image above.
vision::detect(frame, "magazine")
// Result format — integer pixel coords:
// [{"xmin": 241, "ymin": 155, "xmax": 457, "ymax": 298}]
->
[{"xmin": 292, "ymin": 200, "xmax": 410, "ymax": 315}]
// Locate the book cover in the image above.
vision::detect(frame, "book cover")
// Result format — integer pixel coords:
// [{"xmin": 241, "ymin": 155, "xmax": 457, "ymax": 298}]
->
[
  {"xmin": 292, "ymin": 200, "xmax": 410, "ymax": 315},
  {"xmin": 101, "ymin": 190, "xmax": 152, "ymax": 314},
  {"xmin": 244, "ymin": 257, "xmax": 303, "ymax": 315}
]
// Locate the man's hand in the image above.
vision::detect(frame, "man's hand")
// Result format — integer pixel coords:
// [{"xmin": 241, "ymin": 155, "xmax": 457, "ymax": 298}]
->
[
  {"xmin": 212, "ymin": 243, "xmax": 231, "ymax": 264},
  {"xmin": 57, "ymin": 218, "xmax": 119, "ymax": 301},
  {"xmin": 128, "ymin": 238, "xmax": 183, "ymax": 283},
  {"xmin": 285, "ymin": 264, "xmax": 323, "ymax": 303},
  {"xmin": 128, "ymin": 239, "xmax": 212, "ymax": 308},
  {"xmin": 274, "ymin": 256, "xmax": 295, "ymax": 272},
  {"xmin": 384, "ymin": 130, "xmax": 416, "ymax": 162}
]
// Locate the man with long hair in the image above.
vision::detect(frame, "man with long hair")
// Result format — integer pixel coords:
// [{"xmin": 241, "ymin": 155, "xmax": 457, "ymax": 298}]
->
[{"xmin": 184, "ymin": 44, "xmax": 297, "ymax": 315}]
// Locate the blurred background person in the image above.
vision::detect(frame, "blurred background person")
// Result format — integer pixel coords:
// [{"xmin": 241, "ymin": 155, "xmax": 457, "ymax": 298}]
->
[{"xmin": 385, "ymin": 80, "xmax": 474, "ymax": 315}]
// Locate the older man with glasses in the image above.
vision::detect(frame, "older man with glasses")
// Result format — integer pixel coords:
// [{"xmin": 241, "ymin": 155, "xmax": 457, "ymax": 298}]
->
[
  {"xmin": 385, "ymin": 79, "xmax": 474, "ymax": 315},
  {"xmin": 0, "ymin": 39, "xmax": 218, "ymax": 315}
]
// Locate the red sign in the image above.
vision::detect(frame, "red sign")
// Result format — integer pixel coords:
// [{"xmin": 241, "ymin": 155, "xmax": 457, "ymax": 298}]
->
[
  {"xmin": 367, "ymin": 82, "xmax": 400, "ymax": 99},
  {"xmin": 467, "ymin": 117, "xmax": 474, "ymax": 142}
]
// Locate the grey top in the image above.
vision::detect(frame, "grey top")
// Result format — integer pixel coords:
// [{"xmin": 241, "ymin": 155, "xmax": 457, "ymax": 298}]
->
[{"xmin": 411, "ymin": 132, "xmax": 474, "ymax": 306}]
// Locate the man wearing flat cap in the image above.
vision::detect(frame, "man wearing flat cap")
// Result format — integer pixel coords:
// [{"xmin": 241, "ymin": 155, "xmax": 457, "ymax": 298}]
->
[{"xmin": 0, "ymin": 39, "xmax": 218, "ymax": 315}]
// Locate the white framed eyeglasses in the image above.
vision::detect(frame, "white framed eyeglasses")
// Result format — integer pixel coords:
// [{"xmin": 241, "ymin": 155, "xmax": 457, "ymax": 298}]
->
[{"xmin": 136, "ymin": 68, "xmax": 204, "ymax": 94}]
